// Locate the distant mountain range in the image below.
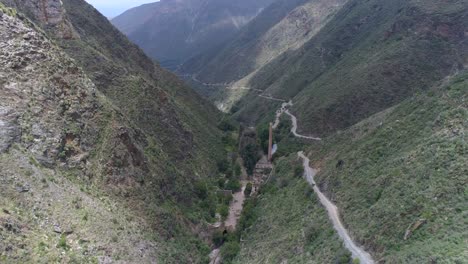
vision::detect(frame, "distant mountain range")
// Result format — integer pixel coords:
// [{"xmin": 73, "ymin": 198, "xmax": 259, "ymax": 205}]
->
[{"xmin": 111, "ymin": 0, "xmax": 276, "ymax": 70}]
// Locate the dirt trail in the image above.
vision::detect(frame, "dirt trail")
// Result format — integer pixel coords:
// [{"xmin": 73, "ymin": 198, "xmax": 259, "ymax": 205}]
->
[
  {"xmin": 209, "ymin": 248, "xmax": 221, "ymax": 264},
  {"xmin": 225, "ymin": 181, "xmax": 248, "ymax": 230},
  {"xmin": 298, "ymin": 152, "xmax": 375, "ymax": 264},
  {"xmin": 209, "ymin": 180, "xmax": 248, "ymax": 264}
]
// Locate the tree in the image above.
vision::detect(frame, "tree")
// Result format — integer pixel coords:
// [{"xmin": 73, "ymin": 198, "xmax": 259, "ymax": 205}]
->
[
  {"xmin": 241, "ymin": 143, "xmax": 260, "ymax": 175},
  {"xmin": 244, "ymin": 182, "xmax": 252, "ymax": 196}
]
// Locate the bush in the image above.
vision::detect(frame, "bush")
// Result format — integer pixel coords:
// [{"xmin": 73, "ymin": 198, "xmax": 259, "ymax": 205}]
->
[
  {"xmin": 238, "ymin": 199, "xmax": 257, "ymax": 231},
  {"xmin": 334, "ymin": 249, "xmax": 352, "ymax": 264},
  {"xmin": 219, "ymin": 204, "xmax": 229, "ymax": 219},
  {"xmin": 233, "ymin": 163, "xmax": 242, "ymax": 177},
  {"xmin": 194, "ymin": 180, "xmax": 208, "ymax": 199},
  {"xmin": 244, "ymin": 183, "xmax": 253, "ymax": 196},
  {"xmin": 218, "ymin": 118, "xmax": 235, "ymax": 132},
  {"xmin": 294, "ymin": 164, "xmax": 304, "ymax": 178},
  {"xmin": 57, "ymin": 234, "xmax": 70, "ymax": 251},
  {"xmin": 304, "ymin": 224, "xmax": 320, "ymax": 243},
  {"xmin": 217, "ymin": 159, "xmax": 230, "ymax": 173},
  {"xmin": 221, "ymin": 241, "xmax": 240, "ymax": 263},
  {"xmin": 226, "ymin": 179, "xmax": 241, "ymax": 192},
  {"xmin": 217, "ymin": 178, "xmax": 226, "ymax": 188},
  {"xmin": 241, "ymin": 143, "xmax": 260, "ymax": 175}
]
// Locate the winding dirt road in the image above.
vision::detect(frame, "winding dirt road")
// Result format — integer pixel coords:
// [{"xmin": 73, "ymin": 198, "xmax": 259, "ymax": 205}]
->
[
  {"xmin": 299, "ymin": 152, "xmax": 375, "ymax": 264},
  {"xmin": 269, "ymin": 98, "xmax": 374, "ymax": 263},
  {"xmin": 272, "ymin": 101, "xmax": 322, "ymax": 140},
  {"xmin": 284, "ymin": 110, "xmax": 322, "ymax": 140}
]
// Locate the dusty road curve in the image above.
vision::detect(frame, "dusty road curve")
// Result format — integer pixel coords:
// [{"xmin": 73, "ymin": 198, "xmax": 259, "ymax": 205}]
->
[
  {"xmin": 271, "ymin": 101, "xmax": 321, "ymax": 140},
  {"xmin": 298, "ymin": 152, "xmax": 375, "ymax": 264},
  {"xmin": 284, "ymin": 110, "xmax": 322, "ymax": 140}
]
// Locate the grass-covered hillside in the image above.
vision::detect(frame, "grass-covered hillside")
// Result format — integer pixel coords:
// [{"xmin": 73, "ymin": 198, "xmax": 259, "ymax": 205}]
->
[
  {"xmin": 232, "ymin": 156, "xmax": 351, "ymax": 264},
  {"xmin": 235, "ymin": 0, "xmax": 468, "ymax": 137},
  {"xmin": 228, "ymin": 70, "xmax": 466, "ymax": 264},
  {"xmin": 181, "ymin": 0, "xmax": 349, "ymax": 105},
  {"xmin": 303, "ymin": 72, "xmax": 467, "ymax": 262}
]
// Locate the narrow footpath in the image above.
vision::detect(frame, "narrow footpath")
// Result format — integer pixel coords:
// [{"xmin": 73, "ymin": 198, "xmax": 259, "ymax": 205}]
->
[{"xmin": 225, "ymin": 181, "xmax": 248, "ymax": 230}]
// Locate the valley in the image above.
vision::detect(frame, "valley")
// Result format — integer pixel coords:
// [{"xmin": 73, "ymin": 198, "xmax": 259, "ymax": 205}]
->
[{"xmin": 0, "ymin": 0, "xmax": 466, "ymax": 263}]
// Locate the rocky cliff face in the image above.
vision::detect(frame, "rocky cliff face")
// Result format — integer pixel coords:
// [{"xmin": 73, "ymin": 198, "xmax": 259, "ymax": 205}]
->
[
  {"xmin": 0, "ymin": 4, "xmax": 159, "ymax": 262},
  {"xmin": 0, "ymin": 5, "xmax": 98, "ymax": 166},
  {"xmin": 2, "ymin": 0, "xmax": 77, "ymax": 38}
]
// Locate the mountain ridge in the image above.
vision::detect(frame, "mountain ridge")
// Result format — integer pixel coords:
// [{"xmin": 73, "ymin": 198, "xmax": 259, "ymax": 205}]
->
[
  {"xmin": 0, "ymin": 1, "xmax": 233, "ymax": 262},
  {"xmin": 111, "ymin": 0, "xmax": 276, "ymax": 70}
]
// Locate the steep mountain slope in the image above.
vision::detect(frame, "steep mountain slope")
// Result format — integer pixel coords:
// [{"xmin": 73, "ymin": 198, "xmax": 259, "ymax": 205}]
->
[
  {"xmin": 303, "ymin": 72, "xmax": 468, "ymax": 262},
  {"xmin": 238, "ymin": 0, "xmax": 468, "ymax": 135},
  {"xmin": 180, "ymin": 0, "xmax": 347, "ymax": 86},
  {"xmin": 233, "ymin": 71, "xmax": 467, "ymax": 263},
  {"xmin": 0, "ymin": 1, "xmax": 227, "ymax": 262},
  {"xmin": 232, "ymin": 156, "xmax": 351, "ymax": 263},
  {"xmin": 111, "ymin": 0, "xmax": 276, "ymax": 70},
  {"xmin": 182, "ymin": 0, "xmax": 468, "ymax": 139}
]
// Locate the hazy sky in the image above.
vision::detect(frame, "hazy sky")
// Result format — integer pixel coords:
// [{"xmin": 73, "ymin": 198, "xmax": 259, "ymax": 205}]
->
[{"xmin": 85, "ymin": 0, "xmax": 159, "ymax": 18}]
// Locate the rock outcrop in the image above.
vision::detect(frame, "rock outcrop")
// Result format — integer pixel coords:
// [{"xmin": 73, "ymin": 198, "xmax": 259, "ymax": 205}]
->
[
  {"xmin": 0, "ymin": 6, "xmax": 92, "ymax": 162},
  {"xmin": 2, "ymin": 0, "xmax": 77, "ymax": 38}
]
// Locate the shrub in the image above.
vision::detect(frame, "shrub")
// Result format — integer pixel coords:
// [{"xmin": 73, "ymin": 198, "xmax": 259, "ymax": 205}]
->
[
  {"xmin": 294, "ymin": 164, "xmax": 304, "ymax": 178},
  {"xmin": 194, "ymin": 180, "xmax": 208, "ymax": 199},
  {"xmin": 304, "ymin": 224, "xmax": 320, "ymax": 243},
  {"xmin": 244, "ymin": 183, "xmax": 253, "ymax": 196},
  {"xmin": 334, "ymin": 249, "xmax": 352, "ymax": 264},
  {"xmin": 221, "ymin": 241, "xmax": 240, "ymax": 263},
  {"xmin": 218, "ymin": 118, "xmax": 235, "ymax": 132},
  {"xmin": 238, "ymin": 199, "xmax": 257, "ymax": 231},
  {"xmin": 241, "ymin": 143, "xmax": 260, "ymax": 175},
  {"xmin": 217, "ymin": 159, "xmax": 230, "ymax": 173},
  {"xmin": 233, "ymin": 163, "xmax": 242, "ymax": 177},
  {"xmin": 226, "ymin": 179, "xmax": 241, "ymax": 192},
  {"xmin": 57, "ymin": 234, "xmax": 70, "ymax": 251},
  {"xmin": 219, "ymin": 204, "xmax": 229, "ymax": 219}
]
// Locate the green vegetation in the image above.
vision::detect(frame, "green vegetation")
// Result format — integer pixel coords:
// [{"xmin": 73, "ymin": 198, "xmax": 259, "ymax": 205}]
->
[
  {"xmin": 226, "ymin": 179, "xmax": 242, "ymax": 192},
  {"xmin": 56, "ymin": 235, "xmax": 70, "ymax": 251},
  {"xmin": 234, "ymin": 0, "xmax": 468, "ymax": 137},
  {"xmin": 244, "ymin": 183, "xmax": 252, "ymax": 196},
  {"xmin": 241, "ymin": 143, "xmax": 260, "ymax": 175},
  {"xmin": 229, "ymin": 156, "xmax": 347, "ymax": 263},
  {"xmin": 305, "ymin": 72, "xmax": 468, "ymax": 262}
]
